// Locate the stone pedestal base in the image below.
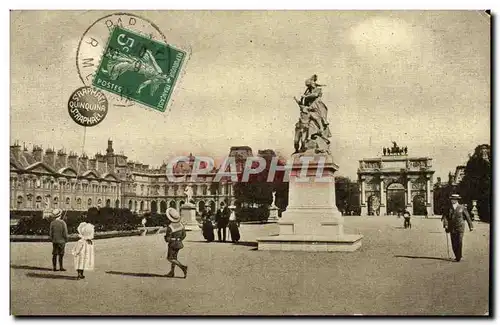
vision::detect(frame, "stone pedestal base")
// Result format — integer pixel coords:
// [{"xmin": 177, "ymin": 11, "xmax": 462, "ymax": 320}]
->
[
  {"xmin": 180, "ymin": 203, "xmax": 198, "ymax": 231},
  {"xmin": 257, "ymin": 153, "xmax": 362, "ymax": 252},
  {"xmin": 268, "ymin": 206, "xmax": 279, "ymax": 223},
  {"xmin": 360, "ymin": 205, "xmax": 368, "ymax": 216},
  {"xmin": 258, "ymin": 234, "xmax": 362, "ymax": 252}
]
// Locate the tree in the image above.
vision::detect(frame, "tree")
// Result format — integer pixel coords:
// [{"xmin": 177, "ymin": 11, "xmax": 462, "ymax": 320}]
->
[
  {"xmin": 335, "ymin": 176, "xmax": 360, "ymax": 215},
  {"xmin": 459, "ymin": 144, "xmax": 491, "ymax": 222}
]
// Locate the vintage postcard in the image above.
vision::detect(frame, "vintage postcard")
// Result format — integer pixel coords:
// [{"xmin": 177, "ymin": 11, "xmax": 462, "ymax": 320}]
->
[{"xmin": 9, "ymin": 10, "xmax": 491, "ymax": 316}]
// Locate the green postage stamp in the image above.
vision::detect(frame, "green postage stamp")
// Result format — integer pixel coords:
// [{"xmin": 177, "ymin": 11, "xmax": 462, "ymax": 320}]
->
[{"xmin": 93, "ymin": 26, "xmax": 186, "ymax": 112}]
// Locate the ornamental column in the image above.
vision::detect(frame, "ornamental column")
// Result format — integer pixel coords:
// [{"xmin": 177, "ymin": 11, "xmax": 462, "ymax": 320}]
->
[
  {"xmin": 360, "ymin": 176, "xmax": 367, "ymax": 216},
  {"xmin": 426, "ymin": 177, "xmax": 431, "ymax": 204},
  {"xmin": 379, "ymin": 176, "xmax": 386, "ymax": 216},
  {"xmin": 425, "ymin": 174, "xmax": 433, "ymax": 216},
  {"xmin": 406, "ymin": 177, "xmax": 412, "ymax": 206}
]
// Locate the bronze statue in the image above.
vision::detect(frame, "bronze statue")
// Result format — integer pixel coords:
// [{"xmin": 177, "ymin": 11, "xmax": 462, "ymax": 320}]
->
[{"xmin": 293, "ymin": 75, "xmax": 332, "ymax": 154}]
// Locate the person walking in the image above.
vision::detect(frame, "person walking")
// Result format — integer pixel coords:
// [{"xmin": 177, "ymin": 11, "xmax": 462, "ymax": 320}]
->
[
  {"xmin": 403, "ymin": 210, "xmax": 411, "ymax": 229},
  {"xmin": 164, "ymin": 208, "xmax": 188, "ymax": 278},
  {"xmin": 201, "ymin": 208, "xmax": 214, "ymax": 242},
  {"xmin": 72, "ymin": 222, "xmax": 95, "ymax": 280},
  {"xmin": 49, "ymin": 208, "xmax": 68, "ymax": 271},
  {"xmin": 442, "ymin": 194, "xmax": 474, "ymax": 262}
]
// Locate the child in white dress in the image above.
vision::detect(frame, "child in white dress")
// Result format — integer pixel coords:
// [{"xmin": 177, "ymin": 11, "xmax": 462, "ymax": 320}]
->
[{"xmin": 72, "ymin": 222, "xmax": 95, "ymax": 280}]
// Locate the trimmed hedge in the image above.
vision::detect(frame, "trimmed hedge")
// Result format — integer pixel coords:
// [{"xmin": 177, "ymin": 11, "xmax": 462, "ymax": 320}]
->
[
  {"xmin": 10, "ymin": 208, "xmax": 141, "ymax": 236},
  {"xmin": 141, "ymin": 212, "xmax": 168, "ymax": 227},
  {"xmin": 236, "ymin": 206, "xmax": 270, "ymax": 223}
]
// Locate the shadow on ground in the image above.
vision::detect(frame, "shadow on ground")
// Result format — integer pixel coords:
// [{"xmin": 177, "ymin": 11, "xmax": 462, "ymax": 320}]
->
[
  {"xmin": 394, "ymin": 255, "xmax": 452, "ymax": 262},
  {"xmin": 232, "ymin": 241, "xmax": 257, "ymax": 247},
  {"xmin": 11, "ymin": 264, "xmax": 53, "ymax": 271},
  {"xmin": 106, "ymin": 270, "xmax": 167, "ymax": 278},
  {"xmin": 26, "ymin": 272, "xmax": 78, "ymax": 280}
]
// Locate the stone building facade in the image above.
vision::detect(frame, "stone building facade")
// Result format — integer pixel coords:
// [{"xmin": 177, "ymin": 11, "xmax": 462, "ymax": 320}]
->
[
  {"xmin": 357, "ymin": 148, "xmax": 435, "ymax": 216},
  {"xmin": 10, "ymin": 140, "xmax": 236, "ymax": 214}
]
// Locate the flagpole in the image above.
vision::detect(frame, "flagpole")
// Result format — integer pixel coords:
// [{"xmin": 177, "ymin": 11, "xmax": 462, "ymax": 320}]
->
[{"xmin": 81, "ymin": 127, "xmax": 87, "ymax": 156}]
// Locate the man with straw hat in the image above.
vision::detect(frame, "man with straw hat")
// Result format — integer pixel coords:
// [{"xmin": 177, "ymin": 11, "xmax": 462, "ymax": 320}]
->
[
  {"xmin": 49, "ymin": 208, "xmax": 68, "ymax": 271},
  {"xmin": 164, "ymin": 208, "xmax": 188, "ymax": 278},
  {"xmin": 442, "ymin": 194, "xmax": 474, "ymax": 262}
]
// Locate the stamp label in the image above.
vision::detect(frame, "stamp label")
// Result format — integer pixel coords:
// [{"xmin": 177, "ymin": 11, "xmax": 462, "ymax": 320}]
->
[
  {"xmin": 92, "ymin": 26, "xmax": 186, "ymax": 112},
  {"xmin": 68, "ymin": 86, "xmax": 108, "ymax": 127}
]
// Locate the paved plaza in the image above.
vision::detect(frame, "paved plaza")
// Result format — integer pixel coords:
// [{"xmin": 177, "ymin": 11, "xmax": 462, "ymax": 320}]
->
[{"xmin": 10, "ymin": 216, "xmax": 489, "ymax": 316}]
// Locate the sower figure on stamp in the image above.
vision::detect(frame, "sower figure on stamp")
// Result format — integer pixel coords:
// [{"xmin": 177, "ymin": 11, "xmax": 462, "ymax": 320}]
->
[
  {"xmin": 164, "ymin": 208, "xmax": 188, "ymax": 278},
  {"xmin": 49, "ymin": 209, "xmax": 68, "ymax": 271},
  {"xmin": 442, "ymin": 194, "xmax": 474, "ymax": 262}
]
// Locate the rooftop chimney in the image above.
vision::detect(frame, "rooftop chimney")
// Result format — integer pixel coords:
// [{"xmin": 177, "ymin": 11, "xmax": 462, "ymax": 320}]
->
[
  {"xmin": 56, "ymin": 149, "xmax": 67, "ymax": 170},
  {"xmin": 78, "ymin": 155, "xmax": 89, "ymax": 172},
  {"xmin": 43, "ymin": 148, "xmax": 56, "ymax": 168},
  {"xmin": 89, "ymin": 158, "xmax": 97, "ymax": 171},
  {"xmin": 32, "ymin": 146, "xmax": 43, "ymax": 162},
  {"xmin": 68, "ymin": 152, "xmax": 78, "ymax": 171},
  {"xmin": 10, "ymin": 142, "xmax": 21, "ymax": 162}
]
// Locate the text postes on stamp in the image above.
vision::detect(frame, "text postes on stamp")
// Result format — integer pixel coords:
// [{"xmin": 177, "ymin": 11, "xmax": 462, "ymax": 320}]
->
[
  {"xmin": 76, "ymin": 13, "xmax": 167, "ymax": 107},
  {"xmin": 92, "ymin": 26, "xmax": 186, "ymax": 112},
  {"xmin": 68, "ymin": 86, "xmax": 108, "ymax": 127}
]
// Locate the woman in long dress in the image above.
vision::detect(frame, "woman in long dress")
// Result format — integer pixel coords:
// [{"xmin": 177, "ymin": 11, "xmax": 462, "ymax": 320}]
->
[{"xmin": 228, "ymin": 206, "xmax": 240, "ymax": 243}]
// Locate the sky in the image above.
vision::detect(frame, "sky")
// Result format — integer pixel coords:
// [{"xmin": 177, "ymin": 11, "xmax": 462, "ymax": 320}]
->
[{"xmin": 10, "ymin": 10, "xmax": 490, "ymax": 180}]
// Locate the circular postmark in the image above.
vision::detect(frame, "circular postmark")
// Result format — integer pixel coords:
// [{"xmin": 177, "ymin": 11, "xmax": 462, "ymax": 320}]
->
[
  {"xmin": 68, "ymin": 86, "xmax": 108, "ymax": 127},
  {"xmin": 76, "ymin": 13, "xmax": 167, "ymax": 107}
]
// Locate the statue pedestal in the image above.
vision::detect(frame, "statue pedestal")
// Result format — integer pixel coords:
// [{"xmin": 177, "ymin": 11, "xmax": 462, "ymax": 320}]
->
[
  {"xmin": 180, "ymin": 203, "xmax": 198, "ymax": 231},
  {"xmin": 268, "ymin": 205, "xmax": 279, "ymax": 223},
  {"xmin": 257, "ymin": 153, "xmax": 363, "ymax": 252}
]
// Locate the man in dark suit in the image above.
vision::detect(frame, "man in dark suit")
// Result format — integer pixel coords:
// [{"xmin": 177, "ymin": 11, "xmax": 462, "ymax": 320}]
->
[
  {"xmin": 49, "ymin": 208, "xmax": 68, "ymax": 271},
  {"xmin": 215, "ymin": 205, "xmax": 230, "ymax": 242},
  {"xmin": 442, "ymin": 194, "xmax": 473, "ymax": 262}
]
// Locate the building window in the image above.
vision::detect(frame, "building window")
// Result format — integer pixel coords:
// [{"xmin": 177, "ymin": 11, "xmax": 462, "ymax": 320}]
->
[
  {"xmin": 65, "ymin": 197, "xmax": 70, "ymax": 207},
  {"xmin": 53, "ymin": 197, "xmax": 58, "ymax": 208},
  {"xmin": 105, "ymin": 199, "xmax": 110, "ymax": 207},
  {"xmin": 87, "ymin": 198, "xmax": 92, "ymax": 207},
  {"xmin": 35, "ymin": 179, "xmax": 41, "ymax": 188},
  {"xmin": 77, "ymin": 198, "xmax": 82, "ymax": 209},
  {"xmin": 35, "ymin": 196, "xmax": 42, "ymax": 209},
  {"xmin": 16, "ymin": 196, "xmax": 23, "ymax": 209},
  {"xmin": 141, "ymin": 185, "xmax": 144, "ymax": 195},
  {"xmin": 97, "ymin": 199, "xmax": 102, "ymax": 207},
  {"xmin": 203, "ymin": 185, "xmax": 207, "ymax": 195}
]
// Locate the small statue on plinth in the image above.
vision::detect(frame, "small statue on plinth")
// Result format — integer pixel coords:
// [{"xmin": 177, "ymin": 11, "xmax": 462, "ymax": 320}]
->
[
  {"xmin": 293, "ymin": 74, "xmax": 332, "ymax": 154},
  {"xmin": 184, "ymin": 185, "xmax": 194, "ymax": 204},
  {"xmin": 471, "ymin": 200, "xmax": 479, "ymax": 221},
  {"xmin": 271, "ymin": 190, "xmax": 277, "ymax": 208}
]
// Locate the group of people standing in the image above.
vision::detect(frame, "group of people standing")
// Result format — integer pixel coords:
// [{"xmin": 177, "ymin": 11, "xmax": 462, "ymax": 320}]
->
[{"xmin": 201, "ymin": 206, "xmax": 240, "ymax": 243}]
